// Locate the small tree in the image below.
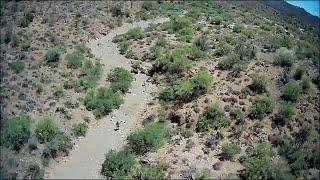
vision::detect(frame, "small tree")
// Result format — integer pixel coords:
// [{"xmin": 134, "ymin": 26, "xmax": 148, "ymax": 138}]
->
[
  {"xmin": 1, "ymin": 116, "xmax": 30, "ymax": 151},
  {"xmin": 34, "ymin": 117, "xmax": 59, "ymax": 143},
  {"xmin": 101, "ymin": 148, "xmax": 136, "ymax": 178},
  {"xmin": 128, "ymin": 122, "xmax": 168, "ymax": 155}
]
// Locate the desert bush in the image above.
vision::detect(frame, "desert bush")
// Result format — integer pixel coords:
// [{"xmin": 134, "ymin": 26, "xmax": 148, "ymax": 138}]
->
[
  {"xmin": 194, "ymin": 169, "xmax": 212, "ymax": 180},
  {"xmin": 281, "ymin": 81, "xmax": 301, "ymax": 102},
  {"xmin": 72, "ymin": 123, "xmax": 88, "ymax": 137},
  {"xmin": 1, "ymin": 116, "xmax": 30, "ymax": 151},
  {"xmin": 126, "ymin": 27, "xmax": 143, "ymax": 40},
  {"xmin": 215, "ymin": 42, "xmax": 232, "ymax": 56},
  {"xmin": 24, "ymin": 163, "xmax": 44, "ymax": 180},
  {"xmin": 240, "ymin": 143, "xmax": 293, "ymax": 179},
  {"xmin": 80, "ymin": 60, "xmax": 102, "ymax": 89},
  {"xmin": 249, "ymin": 96, "xmax": 275, "ymax": 120},
  {"xmin": 242, "ymin": 27, "xmax": 254, "ymax": 39},
  {"xmin": 174, "ymin": 80, "xmax": 194, "ymax": 101},
  {"xmin": 294, "ymin": 66, "xmax": 306, "ymax": 80},
  {"xmin": 74, "ymin": 43, "xmax": 87, "ymax": 53},
  {"xmin": 66, "ymin": 51, "xmax": 84, "ymax": 69},
  {"xmin": 108, "ymin": 67, "xmax": 133, "ymax": 93},
  {"xmin": 194, "ymin": 37, "xmax": 207, "ymax": 51},
  {"xmin": 275, "ymin": 102, "xmax": 296, "ymax": 126},
  {"xmin": 301, "ymin": 76, "xmax": 311, "ymax": 92},
  {"xmin": 224, "ymin": 34, "xmax": 235, "ymax": 44},
  {"xmin": 28, "ymin": 136, "xmax": 38, "ymax": 151},
  {"xmin": 45, "ymin": 48, "xmax": 61, "ymax": 63},
  {"xmin": 128, "ymin": 122, "xmax": 168, "ymax": 155},
  {"xmin": 296, "ymin": 40, "xmax": 319, "ymax": 61},
  {"xmin": 249, "ymin": 73, "xmax": 268, "ymax": 93},
  {"xmin": 233, "ymin": 23, "xmax": 245, "ymax": 33},
  {"xmin": 34, "ymin": 117, "xmax": 59, "ymax": 143},
  {"xmin": 217, "ymin": 53, "xmax": 238, "ymax": 70},
  {"xmin": 158, "ymin": 87, "xmax": 175, "ymax": 102},
  {"xmin": 8, "ymin": 61, "xmax": 24, "ymax": 74},
  {"xmin": 196, "ymin": 103, "xmax": 226, "ymax": 132},
  {"xmin": 191, "ymin": 70, "xmax": 213, "ymax": 94},
  {"xmin": 170, "ymin": 15, "xmax": 192, "ymax": 32},
  {"xmin": 101, "ymin": 148, "xmax": 136, "ymax": 178},
  {"xmin": 273, "ymin": 48, "xmax": 295, "ymax": 67},
  {"xmin": 211, "ymin": 16, "xmax": 223, "ymax": 25},
  {"xmin": 110, "ymin": 3, "xmax": 123, "ymax": 17},
  {"xmin": 142, "ymin": 1, "xmax": 158, "ymax": 11},
  {"xmin": 112, "ymin": 34, "xmax": 126, "ymax": 43},
  {"xmin": 222, "ymin": 143, "xmax": 241, "ymax": 160},
  {"xmin": 155, "ymin": 37, "xmax": 167, "ymax": 46},
  {"xmin": 4, "ymin": 25, "xmax": 12, "ymax": 44},
  {"xmin": 188, "ymin": 45, "xmax": 207, "ymax": 60},
  {"xmin": 20, "ymin": 12, "xmax": 34, "ymax": 28},
  {"xmin": 84, "ymin": 87, "xmax": 123, "ymax": 117},
  {"xmin": 118, "ymin": 43, "xmax": 130, "ymax": 55},
  {"xmin": 43, "ymin": 132, "xmax": 72, "ymax": 158},
  {"xmin": 134, "ymin": 164, "xmax": 167, "ymax": 180}
]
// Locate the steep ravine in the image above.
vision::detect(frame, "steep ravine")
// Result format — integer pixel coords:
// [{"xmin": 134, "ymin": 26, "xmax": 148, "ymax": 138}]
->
[{"xmin": 46, "ymin": 17, "xmax": 168, "ymax": 179}]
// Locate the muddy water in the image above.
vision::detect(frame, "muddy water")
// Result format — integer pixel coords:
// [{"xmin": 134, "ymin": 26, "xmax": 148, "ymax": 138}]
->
[{"xmin": 47, "ymin": 18, "xmax": 168, "ymax": 179}]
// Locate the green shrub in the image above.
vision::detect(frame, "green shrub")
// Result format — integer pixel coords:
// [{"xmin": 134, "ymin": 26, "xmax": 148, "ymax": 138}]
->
[
  {"xmin": 273, "ymin": 48, "xmax": 295, "ymax": 67},
  {"xmin": 118, "ymin": 43, "xmax": 130, "ymax": 55},
  {"xmin": 110, "ymin": 3, "xmax": 123, "ymax": 17},
  {"xmin": 135, "ymin": 164, "xmax": 166, "ymax": 180},
  {"xmin": 242, "ymin": 27, "xmax": 254, "ymax": 38},
  {"xmin": 240, "ymin": 143, "xmax": 293, "ymax": 179},
  {"xmin": 222, "ymin": 143, "xmax": 241, "ymax": 160},
  {"xmin": 84, "ymin": 87, "xmax": 123, "ymax": 117},
  {"xmin": 43, "ymin": 132, "xmax": 72, "ymax": 158},
  {"xmin": 20, "ymin": 12, "xmax": 34, "ymax": 28},
  {"xmin": 112, "ymin": 34, "xmax": 126, "ymax": 43},
  {"xmin": 281, "ymin": 81, "xmax": 301, "ymax": 102},
  {"xmin": 126, "ymin": 27, "xmax": 143, "ymax": 40},
  {"xmin": 101, "ymin": 148, "xmax": 136, "ymax": 178},
  {"xmin": 142, "ymin": 1, "xmax": 158, "ymax": 11},
  {"xmin": 108, "ymin": 67, "xmax": 133, "ymax": 93},
  {"xmin": 217, "ymin": 53, "xmax": 238, "ymax": 70},
  {"xmin": 194, "ymin": 37, "xmax": 207, "ymax": 51},
  {"xmin": 1, "ymin": 116, "xmax": 30, "ymax": 151},
  {"xmin": 8, "ymin": 61, "xmax": 25, "ymax": 74},
  {"xmin": 170, "ymin": 15, "xmax": 192, "ymax": 32},
  {"xmin": 66, "ymin": 51, "xmax": 84, "ymax": 69},
  {"xmin": 72, "ymin": 123, "xmax": 88, "ymax": 137},
  {"xmin": 249, "ymin": 73, "xmax": 268, "ymax": 93},
  {"xmin": 174, "ymin": 79, "xmax": 194, "ymax": 102},
  {"xmin": 294, "ymin": 66, "xmax": 306, "ymax": 80},
  {"xmin": 24, "ymin": 163, "xmax": 44, "ymax": 179},
  {"xmin": 45, "ymin": 48, "xmax": 61, "ymax": 63},
  {"xmin": 191, "ymin": 70, "xmax": 213, "ymax": 94},
  {"xmin": 215, "ymin": 42, "xmax": 232, "ymax": 56},
  {"xmin": 194, "ymin": 169, "xmax": 212, "ymax": 180},
  {"xmin": 4, "ymin": 25, "xmax": 12, "ymax": 44},
  {"xmin": 211, "ymin": 16, "xmax": 222, "ymax": 25},
  {"xmin": 233, "ymin": 23, "xmax": 245, "ymax": 33},
  {"xmin": 275, "ymin": 102, "xmax": 296, "ymax": 126},
  {"xmin": 155, "ymin": 37, "xmax": 167, "ymax": 47},
  {"xmin": 196, "ymin": 103, "xmax": 226, "ymax": 132},
  {"xmin": 296, "ymin": 40, "xmax": 319, "ymax": 61},
  {"xmin": 81, "ymin": 60, "xmax": 102, "ymax": 89},
  {"xmin": 301, "ymin": 76, "xmax": 311, "ymax": 92},
  {"xmin": 249, "ymin": 96, "xmax": 275, "ymax": 120},
  {"xmin": 128, "ymin": 122, "xmax": 168, "ymax": 155},
  {"xmin": 158, "ymin": 87, "xmax": 175, "ymax": 102},
  {"xmin": 34, "ymin": 117, "xmax": 59, "ymax": 143}
]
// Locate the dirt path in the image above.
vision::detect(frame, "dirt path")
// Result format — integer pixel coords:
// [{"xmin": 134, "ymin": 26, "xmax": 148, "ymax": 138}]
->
[{"xmin": 46, "ymin": 18, "xmax": 168, "ymax": 179}]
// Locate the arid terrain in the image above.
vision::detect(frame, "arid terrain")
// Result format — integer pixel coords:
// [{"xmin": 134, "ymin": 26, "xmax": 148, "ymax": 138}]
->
[{"xmin": 1, "ymin": 1, "xmax": 319, "ymax": 179}]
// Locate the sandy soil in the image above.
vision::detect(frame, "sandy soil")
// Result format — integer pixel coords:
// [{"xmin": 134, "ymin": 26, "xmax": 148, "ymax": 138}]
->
[{"xmin": 46, "ymin": 17, "xmax": 168, "ymax": 179}]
